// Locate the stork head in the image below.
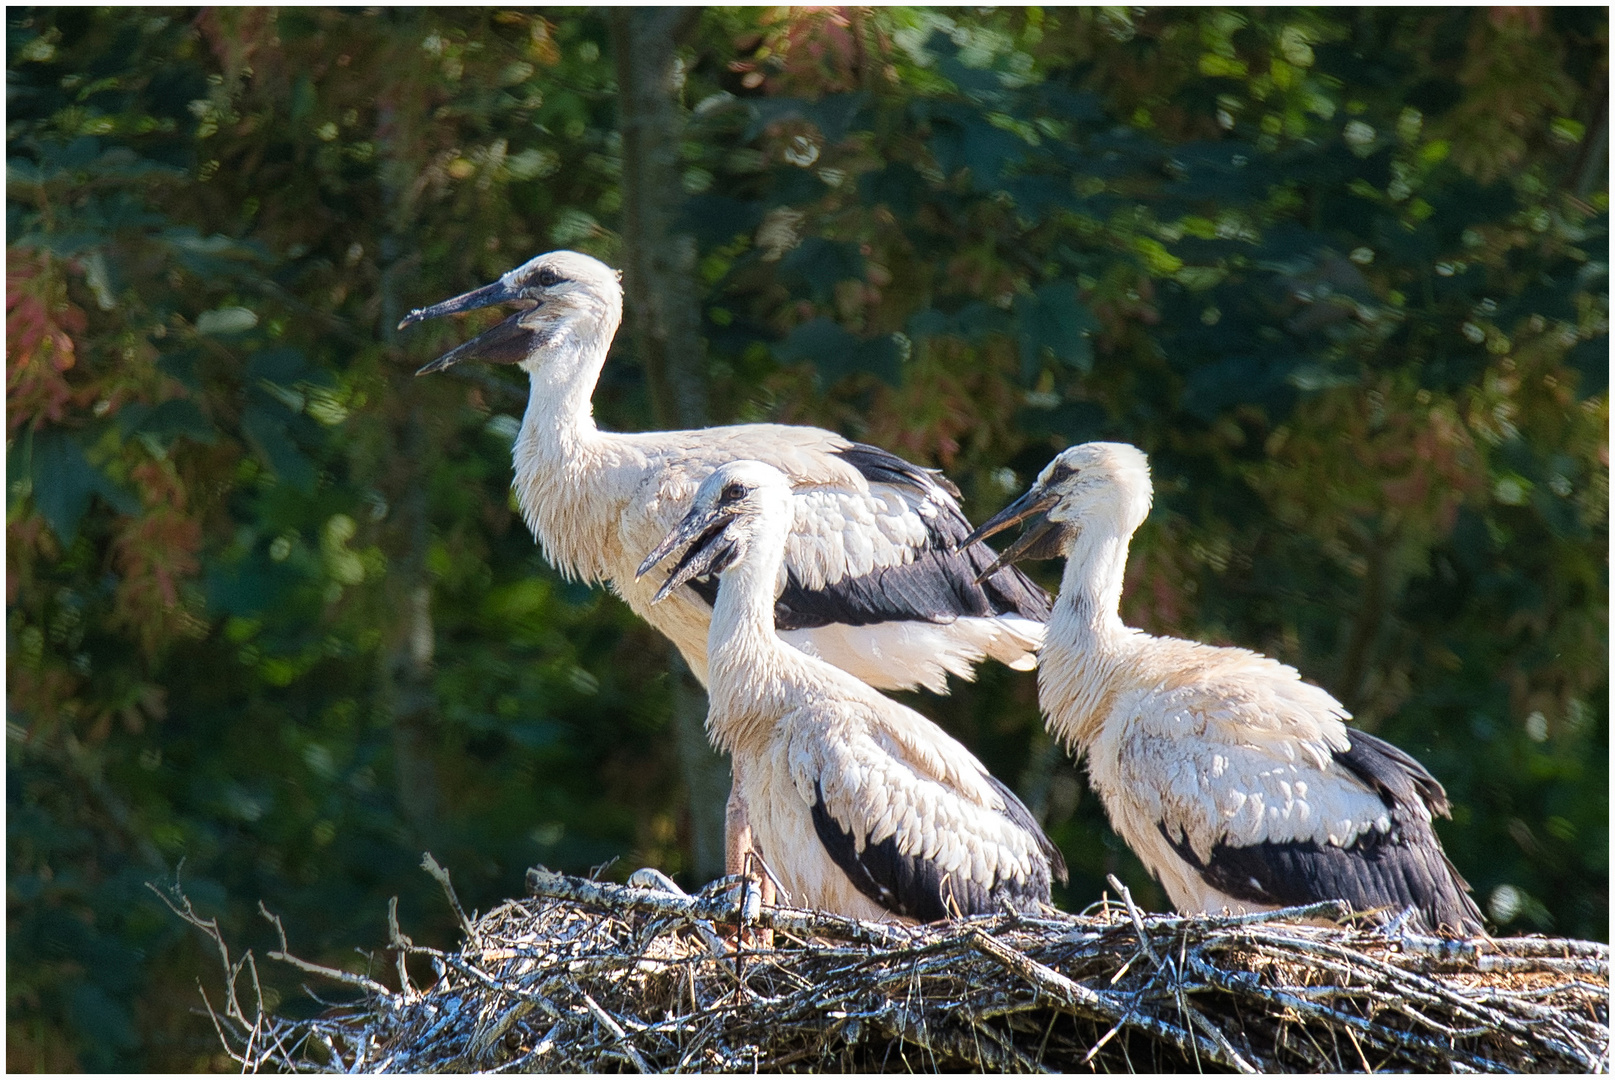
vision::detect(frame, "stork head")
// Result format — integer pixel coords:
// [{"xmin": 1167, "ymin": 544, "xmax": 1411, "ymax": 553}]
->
[
  {"xmin": 636, "ymin": 460, "xmax": 794, "ymax": 605},
  {"xmin": 401, "ymin": 250, "xmax": 623, "ymax": 375},
  {"xmin": 963, "ymin": 442, "xmax": 1152, "ymax": 579}
]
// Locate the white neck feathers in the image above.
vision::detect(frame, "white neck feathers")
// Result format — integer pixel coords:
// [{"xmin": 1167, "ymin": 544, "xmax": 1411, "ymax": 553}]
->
[
  {"xmin": 520, "ymin": 319, "xmax": 610, "ymax": 438},
  {"xmin": 704, "ymin": 513, "xmax": 817, "ymax": 754},
  {"xmin": 1040, "ymin": 519, "xmax": 1143, "ymax": 752},
  {"xmin": 510, "ymin": 314, "xmax": 620, "ymax": 582}
]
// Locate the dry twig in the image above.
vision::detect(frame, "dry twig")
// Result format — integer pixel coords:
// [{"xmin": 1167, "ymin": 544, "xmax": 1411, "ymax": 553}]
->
[{"xmin": 173, "ymin": 864, "xmax": 1610, "ymax": 1073}]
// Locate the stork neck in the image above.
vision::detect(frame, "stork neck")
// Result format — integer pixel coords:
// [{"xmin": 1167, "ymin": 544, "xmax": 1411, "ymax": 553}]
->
[
  {"xmin": 520, "ymin": 320, "xmax": 611, "ymax": 447},
  {"xmin": 705, "ymin": 523, "xmax": 805, "ymax": 751},
  {"xmin": 1053, "ymin": 526, "xmax": 1134, "ymax": 655},
  {"xmin": 1041, "ymin": 526, "xmax": 1139, "ymax": 753},
  {"xmin": 508, "ymin": 316, "xmax": 622, "ymax": 584}
]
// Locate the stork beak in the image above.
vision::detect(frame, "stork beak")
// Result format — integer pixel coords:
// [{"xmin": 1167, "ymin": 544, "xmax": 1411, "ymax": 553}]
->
[
  {"xmin": 637, "ymin": 505, "xmax": 739, "ymax": 604},
  {"xmin": 401, "ymin": 277, "xmax": 541, "ymax": 375},
  {"xmin": 412, "ymin": 309, "xmax": 543, "ymax": 375},
  {"xmin": 399, "ymin": 277, "xmax": 524, "ymax": 329},
  {"xmin": 962, "ymin": 486, "xmax": 1065, "ymax": 583}
]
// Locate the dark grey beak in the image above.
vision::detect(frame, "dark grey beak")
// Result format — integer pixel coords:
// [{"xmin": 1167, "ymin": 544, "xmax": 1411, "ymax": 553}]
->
[
  {"xmin": 637, "ymin": 505, "xmax": 739, "ymax": 604},
  {"xmin": 962, "ymin": 486, "xmax": 1066, "ymax": 583},
  {"xmin": 400, "ymin": 277, "xmax": 539, "ymax": 375},
  {"xmin": 399, "ymin": 277, "xmax": 523, "ymax": 329}
]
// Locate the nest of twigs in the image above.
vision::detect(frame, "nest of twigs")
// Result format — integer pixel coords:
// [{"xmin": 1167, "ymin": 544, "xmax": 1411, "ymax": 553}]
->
[{"xmin": 162, "ymin": 858, "xmax": 1610, "ymax": 1073}]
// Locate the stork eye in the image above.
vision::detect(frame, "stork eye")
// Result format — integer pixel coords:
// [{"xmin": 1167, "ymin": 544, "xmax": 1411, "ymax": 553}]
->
[
  {"xmin": 536, "ymin": 267, "xmax": 563, "ymax": 287},
  {"xmin": 721, "ymin": 483, "xmax": 748, "ymax": 502}
]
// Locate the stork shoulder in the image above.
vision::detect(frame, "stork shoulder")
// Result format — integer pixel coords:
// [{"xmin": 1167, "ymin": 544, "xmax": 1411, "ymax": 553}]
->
[
  {"xmin": 782, "ymin": 696, "xmax": 1013, "ymax": 847},
  {"xmin": 1131, "ymin": 637, "xmax": 1354, "ymax": 750},
  {"xmin": 870, "ymin": 697, "xmax": 1003, "ymax": 806},
  {"xmin": 684, "ymin": 423, "xmax": 858, "ymax": 485}
]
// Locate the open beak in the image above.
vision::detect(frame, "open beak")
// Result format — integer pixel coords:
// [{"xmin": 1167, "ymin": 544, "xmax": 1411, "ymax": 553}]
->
[
  {"xmin": 637, "ymin": 505, "xmax": 739, "ymax": 604},
  {"xmin": 400, "ymin": 277, "xmax": 539, "ymax": 375},
  {"xmin": 399, "ymin": 276, "xmax": 524, "ymax": 329},
  {"xmin": 961, "ymin": 486, "xmax": 1065, "ymax": 583}
]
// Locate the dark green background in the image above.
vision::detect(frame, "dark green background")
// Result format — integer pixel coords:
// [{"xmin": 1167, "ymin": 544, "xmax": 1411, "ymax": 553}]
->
[{"xmin": 7, "ymin": 8, "xmax": 1606, "ymax": 1070}]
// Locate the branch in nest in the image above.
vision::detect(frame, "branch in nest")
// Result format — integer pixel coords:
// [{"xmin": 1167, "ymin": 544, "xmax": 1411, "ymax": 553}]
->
[{"xmin": 162, "ymin": 863, "xmax": 1612, "ymax": 1074}]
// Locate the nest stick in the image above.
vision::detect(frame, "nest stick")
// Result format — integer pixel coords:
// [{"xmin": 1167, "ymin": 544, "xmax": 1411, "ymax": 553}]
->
[{"xmin": 164, "ymin": 864, "xmax": 1608, "ymax": 1074}]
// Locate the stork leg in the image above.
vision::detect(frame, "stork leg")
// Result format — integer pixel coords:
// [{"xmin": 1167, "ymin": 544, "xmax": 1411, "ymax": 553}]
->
[
  {"xmin": 724, "ymin": 780, "xmax": 753, "ymax": 875},
  {"xmin": 738, "ymin": 850, "xmax": 776, "ymax": 950},
  {"xmin": 722, "ymin": 780, "xmax": 778, "ymax": 947}
]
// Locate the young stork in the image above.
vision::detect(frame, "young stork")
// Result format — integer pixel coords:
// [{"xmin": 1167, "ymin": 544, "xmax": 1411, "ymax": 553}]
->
[
  {"xmin": 964, "ymin": 442, "xmax": 1484, "ymax": 935},
  {"xmin": 637, "ymin": 460, "xmax": 1065, "ymax": 922},
  {"xmin": 401, "ymin": 250, "xmax": 1048, "ymax": 695}
]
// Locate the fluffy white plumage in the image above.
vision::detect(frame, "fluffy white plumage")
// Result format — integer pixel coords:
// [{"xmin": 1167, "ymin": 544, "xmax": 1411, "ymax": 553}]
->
[
  {"xmin": 402, "ymin": 250, "xmax": 1046, "ymax": 697},
  {"xmin": 968, "ymin": 442, "xmax": 1482, "ymax": 934},
  {"xmin": 640, "ymin": 461, "xmax": 1064, "ymax": 922}
]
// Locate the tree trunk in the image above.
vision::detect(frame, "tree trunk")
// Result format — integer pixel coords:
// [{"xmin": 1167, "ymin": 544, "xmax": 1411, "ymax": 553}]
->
[
  {"xmin": 378, "ymin": 231, "xmax": 441, "ymax": 838},
  {"xmin": 611, "ymin": 8, "xmax": 732, "ymax": 884},
  {"xmin": 383, "ymin": 424, "xmax": 439, "ymax": 832}
]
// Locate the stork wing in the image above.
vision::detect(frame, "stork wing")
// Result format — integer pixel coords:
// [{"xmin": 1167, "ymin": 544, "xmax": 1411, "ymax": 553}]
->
[
  {"xmin": 779, "ymin": 442, "xmax": 1050, "ymax": 629},
  {"xmin": 1113, "ymin": 646, "xmax": 1481, "ymax": 933},
  {"xmin": 623, "ymin": 428, "xmax": 1046, "ymax": 690},
  {"xmin": 1117, "ymin": 646, "xmax": 1387, "ymax": 855},
  {"xmin": 1151, "ymin": 730, "xmax": 1482, "ymax": 934},
  {"xmin": 787, "ymin": 702, "xmax": 1059, "ymax": 922},
  {"xmin": 666, "ymin": 432, "xmax": 1050, "ymax": 629}
]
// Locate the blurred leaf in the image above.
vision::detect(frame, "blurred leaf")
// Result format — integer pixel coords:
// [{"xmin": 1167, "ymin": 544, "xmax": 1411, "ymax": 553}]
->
[
  {"xmin": 206, "ymin": 557, "xmax": 305, "ymax": 617},
  {"xmin": 240, "ymin": 404, "xmax": 316, "ymax": 491},
  {"xmin": 1567, "ymin": 336, "xmax": 1607, "ymax": 398},
  {"xmin": 1016, "ymin": 399, "xmax": 1109, "ymax": 442},
  {"xmin": 858, "ymin": 162, "xmax": 927, "ymax": 216},
  {"xmin": 195, "ymin": 306, "xmax": 258, "ymax": 336},
  {"xmin": 1181, "ymin": 355, "xmax": 1302, "ymax": 422},
  {"xmin": 1015, "ymin": 280, "xmax": 1097, "ymax": 382},
  {"xmin": 927, "ymin": 103, "xmax": 1029, "ymax": 187},
  {"xmin": 28, "ymin": 427, "xmax": 98, "ymax": 543},
  {"xmin": 681, "ymin": 195, "xmax": 764, "ymax": 247},
  {"xmin": 741, "ymin": 93, "xmax": 866, "ymax": 143},
  {"xmin": 117, "ymin": 399, "xmax": 216, "ymax": 447},
  {"xmin": 250, "ymin": 346, "xmax": 330, "ymax": 387},
  {"xmin": 774, "ymin": 317, "xmax": 901, "ymax": 387},
  {"xmin": 777, "ymin": 238, "xmax": 864, "ymax": 304},
  {"xmin": 28, "ymin": 428, "xmax": 138, "ymax": 540}
]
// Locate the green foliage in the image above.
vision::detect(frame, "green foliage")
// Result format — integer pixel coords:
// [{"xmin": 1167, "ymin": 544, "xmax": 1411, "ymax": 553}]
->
[
  {"xmin": 7, "ymin": 7, "xmax": 1606, "ymax": 1069},
  {"xmin": 674, "ymin": 7, "xmax": 1607, "ymax": 936}
]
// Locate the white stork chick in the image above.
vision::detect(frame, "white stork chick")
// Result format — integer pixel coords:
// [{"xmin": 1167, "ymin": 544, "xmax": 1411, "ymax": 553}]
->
[
  {"xmin": 965, "ymin": 442, "xmax": 1484, "ymax": 936},
  {"xmin": 400, "ymin": 250, "xmax": 1048, "ymax": 698},
  {"xmin": 637, "ymin": 461, "xmax": 1066, "ymax": 922}
]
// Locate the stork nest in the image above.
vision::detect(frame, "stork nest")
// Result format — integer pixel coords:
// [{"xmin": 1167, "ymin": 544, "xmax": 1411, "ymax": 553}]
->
[{"xmin": 159, "ymin": 859, "xmax": 1609, "ymax": 1073}]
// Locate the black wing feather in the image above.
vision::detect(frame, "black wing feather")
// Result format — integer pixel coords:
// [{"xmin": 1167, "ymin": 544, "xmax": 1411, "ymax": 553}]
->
[
  {"xmin": 1334, "ymin": 729, "xmax": 1453, "ymax": 818},
  {"xmin": 1159, "ymin": 730, "xmax": 1483, "ymax": 935},
  {"xmin": 687, "ymin": 562, "xmax": 986, "ymax": 629},
  {"xmin": 805, "ymin": 443, "xmax": 1050, "ymax": 624},
  {"xmin": 831, "ymin": 441, "xmax": 963, "ymax": 499},
  {"xmin": 809, "ymin": 780, "xmax": 1055, "ymax": 922}
]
